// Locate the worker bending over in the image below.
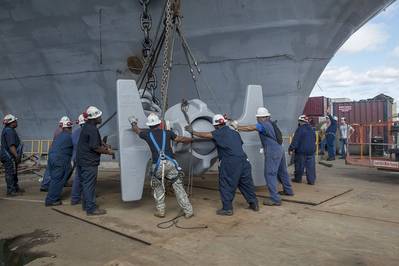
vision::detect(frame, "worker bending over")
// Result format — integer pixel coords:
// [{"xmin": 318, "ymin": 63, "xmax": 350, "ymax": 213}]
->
[
  {"xmin": 289, "ymin": 115, "xmax": 316, "ymax": 185},
  {"xmin": 1, "ymin": 114, "xmax": 24, "ymax": 197},
  {"xmin": 186, "ymin": 114, "xmax": 259, "ymax": 216},
  {"xmin": 76, "ymin": 106, "xmax": 114, "ymax": 216},
  {"xmin": 130, "ymin": 113, "xmax": 194, "ymax": 218},
  {"xmin": 45, "ymin": 117, "xmax": 74, "ymax": 206},
  {"xmin": 70, "ymin": 114, "xmax": 86, "ymax": 205},
  {"xmin": 238, "ymin": 107, "xmax": 294, "ymax": 206}
]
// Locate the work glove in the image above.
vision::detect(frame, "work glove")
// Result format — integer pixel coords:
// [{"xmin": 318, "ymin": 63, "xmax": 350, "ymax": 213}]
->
[
  {"xmin": 184, "ymin": 125, "xmax": 193, "ymax": 134},
  {"xmin": 128, "ymin": 116, "xmax": 138, "ymax": 126},
  {"xmin": 230, "ymin": 120, "xmax": 239, "ymax": 130}
]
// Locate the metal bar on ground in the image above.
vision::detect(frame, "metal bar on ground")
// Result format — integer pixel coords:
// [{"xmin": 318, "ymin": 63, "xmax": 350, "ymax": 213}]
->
[{"xmin": 51, "ymin": 208, "xmax": 152, "ymax": 246}]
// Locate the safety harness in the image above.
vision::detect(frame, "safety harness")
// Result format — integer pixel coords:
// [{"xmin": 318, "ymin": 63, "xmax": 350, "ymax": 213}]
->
[{"xmin": 149, "ymin": 130, "xmax": 181, "ymax": 175}]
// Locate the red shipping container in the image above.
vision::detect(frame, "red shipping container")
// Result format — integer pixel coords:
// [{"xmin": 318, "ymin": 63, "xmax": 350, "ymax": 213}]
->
[
  {"xmin": 333, "ymin": 100, "xmax": 393, "ymax": 144},
  {"xmin": 333, "ymin": 100, "xmax": 392, "ymax": 124},
  {"xmin": 303, "ymin": 96, "xmax": 330, "ymax": 116}
]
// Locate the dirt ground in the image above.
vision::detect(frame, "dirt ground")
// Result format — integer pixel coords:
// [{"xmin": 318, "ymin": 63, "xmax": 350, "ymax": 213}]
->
[{"xmin": 1, "ymin": 160, "xmax": 399, "ymax": 266}]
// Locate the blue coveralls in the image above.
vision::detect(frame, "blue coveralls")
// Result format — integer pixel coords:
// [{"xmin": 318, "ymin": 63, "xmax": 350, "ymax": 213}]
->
[
  {"xmin": 45, "ymin": 131, "xmax": 73, "ymax": 205},
  {"xmin": 76, "ymin": 122, "xmax": 102, "ymax": 214},
  {"xmin": 289, "ymin": 124, "xmax": 316, "ymax": 185},
  {"xmin": 70, "ymin": 126, "xmax": 82, "ymax": 204},
  {"xmin": 326, "ymin": 115, "xmax": 337, "ymax": 160},
  {"xmin": 41, "ymin": 126, "xmax": 64, "ymax": 190},
  {"xmin": 1, "ymin": 126, "xmax": 22, "ymax": 195},
  {"xmin": 257, "ymin": 121, "xmax": 294, "ymax": 203},
  {"xmin": 212, "ymin": 126, "xmax": 258, "ymax": 211}
]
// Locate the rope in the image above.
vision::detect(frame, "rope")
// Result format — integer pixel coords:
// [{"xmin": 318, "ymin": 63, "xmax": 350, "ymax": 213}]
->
[
  {"xmin": 177, "ymin": 27, "xmax": 201, "ymax": 99},
  {"xmin": 175, "ymin": 24, "xmax": 221, "ymax": 112},
  {"xmin": 180, "ymin": 99, "xmax": 194, "ymax": 196},
  {"xmin": 156, "ymin": 212, "xmax": 208, "ymax": 230}
]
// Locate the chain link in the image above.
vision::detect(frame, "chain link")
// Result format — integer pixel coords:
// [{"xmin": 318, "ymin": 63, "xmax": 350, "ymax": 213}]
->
[
  {"xmin": 160, "ymin": 0, "xmax": 173, "ymax": 116},
  {"xmin": 139, "ymin": 0, "xmax": 159, "ymax": 105},
  {"xmin": 139, "ymin": 0, "xmax": 152, "ymax": 59}
]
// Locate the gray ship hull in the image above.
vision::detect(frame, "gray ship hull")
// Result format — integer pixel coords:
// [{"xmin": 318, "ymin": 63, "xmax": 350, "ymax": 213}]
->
[{"xmin": 0, "ymin": 0, "xmax": 395, "ymax": 139}]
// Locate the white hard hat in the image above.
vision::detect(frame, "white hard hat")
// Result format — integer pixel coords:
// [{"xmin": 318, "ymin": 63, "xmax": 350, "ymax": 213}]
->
[
  {"xmin": 85, "ymin": 106, "xmax": 103, "ymax": 120},
  {"xmin": 60, "ymin": 116, "xmax": 73, "ymax": 128},
  {"xmin": 78, "ymin": 114, "xmax": 86, "ymax": 125},
  {"xmin": 298, "ymin": 115, "xmax": 308, "ymax": 122},
  {"xmin": 213, "ymin": 114, "xmax": 227, "ymax": 126},
  {"xmin": 256, "ymin": 107, "xmax": 271, "ymax": 117},
  {"xmin": 146, "ymin": 113, "xmax": 161, "ymax": 126},
  {"xmin": 59, "ymin": 116, "xmax": 70, "ymax": 124},
  {"xmin": 3, "ymin": 114, "xmax": 17, "ymax": 125}
]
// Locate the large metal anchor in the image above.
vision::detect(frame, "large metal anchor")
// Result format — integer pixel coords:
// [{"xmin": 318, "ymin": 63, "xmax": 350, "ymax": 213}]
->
[{"xmin": 116, "ymin": 79, "xmax": 265, "ymax": 201}]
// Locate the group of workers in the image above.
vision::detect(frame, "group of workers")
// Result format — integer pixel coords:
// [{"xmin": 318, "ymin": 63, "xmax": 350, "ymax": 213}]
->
[
  {"xmin": 130, "ymin": 106, "xmax": 315, "ymax": 217},
  {"xmin": 0, "ymin": 106, "xmax": 114, "ymax": 216},
  {"xmin": 1, "ymin": 104, "xmax": 319, "ymax": 218},
  {"xmin": 319, "ymin": 108, "xmax": 354, "ymax": 161}
]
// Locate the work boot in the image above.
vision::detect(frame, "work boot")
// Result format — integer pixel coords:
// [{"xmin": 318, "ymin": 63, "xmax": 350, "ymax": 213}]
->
[
  {"xmin": 248, "ymin": 202, "xmax": 259, "ymax": 212},
  {"xmin": 278, "ymin": 191, "xmax": 294, "ymax": 196},
  {"xmin": 6, "ymin": 192, "xmax": 19, "ymax": 197},
  {"xmin": 87, "ymin": 208, "xmax": 107, "ymax": 216},
  {"xmin": 326, "ymin": 157, "xmax": 335, "ymax": 161},
  {"xmin": 154, "ymin": 210, "xmax": 166, "ymax": 218},
  {"xmin": 16, "ymin": 188, "xmax": 25, "ymax": 193},
  {"xmin": 307, "ymin": 182, "xmax": 315, "ymax": 186},
  {"xmin": 263, "ymin": 199, "xmax": 281, "ymax": 206},
  {"xmin": 184, "ymin": 212, "xmax": 194, "ymax": 219},
  {"xmin": 45, "ymin": 201, "xmax": 62, "ymax": 207},
  {"xmin": 40, "ymin": 188, "xmax": 48, "ymax": 192},
  {"xmin": 70, "ymin": 200, "xmax": 81, "ymax": 206},
  {"xmin": 216, "ymin": 209, "xmax": 233, "ymax": 216},
  {"xmin": 291, "ymin": 178, "xmax": 301, "ymax": 183}
]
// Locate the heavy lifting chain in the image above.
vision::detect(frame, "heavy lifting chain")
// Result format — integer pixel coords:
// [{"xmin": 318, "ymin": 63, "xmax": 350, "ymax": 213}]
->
[
  {"xmin": 139, "ymin": 0, "xmax": 158, "ymax": 98},
  {"xmin": 159, "ymin": 0, "xmax": 173, "ymax": 118},
  {"xmin": 139, "ymin": 0, "xmax": 152, "ymax": 59}
]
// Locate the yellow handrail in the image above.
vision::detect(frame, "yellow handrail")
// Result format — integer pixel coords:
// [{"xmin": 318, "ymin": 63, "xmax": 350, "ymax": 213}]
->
[{"xmin": 22, "ymin": 139, "xmax": 52, "ymax": 157}]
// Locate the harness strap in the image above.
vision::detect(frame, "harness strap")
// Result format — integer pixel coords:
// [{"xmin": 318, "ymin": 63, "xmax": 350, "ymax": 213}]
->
[{"xmin": 148, "ymin": 130, "xmax": 180, "ymax": 172}]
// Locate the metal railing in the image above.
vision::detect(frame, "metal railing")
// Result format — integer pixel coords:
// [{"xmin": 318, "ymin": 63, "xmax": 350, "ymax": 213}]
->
[
  {"xmin": 345, "ymin": 122, "xmax": 399, "ymax": 171},
  {"xmin": 22, "ymin": 140, "xmax": 52, "ymax": 157},
  {"xmin": 20, "ymin": 134, "xmax": 302, "ymax": 160}
]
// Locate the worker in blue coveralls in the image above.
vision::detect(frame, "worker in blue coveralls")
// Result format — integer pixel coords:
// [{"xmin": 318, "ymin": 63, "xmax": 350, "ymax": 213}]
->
[
  {"xmin": 76, "ymin": 106, "xmax": 114, "ymax": 216},
  {"xmin": 325, "ymin": 107, "xmax": 338, "ymax": 161},
  {"xmin": 187, "ymin": 114, "xmax": 259, "ymax": 216},
  {"xmin": 131, "ymin": 113, "xmax": 194, "ymax": 218},
  {"xmin": 40, "ymin": 117, "xmax": 67, "ymax": 192},
  {"xmin": 237, "ymin": 107, "xmax": 294, "ymax": 206},
  {"xmin": 289, "ymin": 115, "xmax": 316, "ymax": 185},
  {"xmin": 70, "ymin": 114, "xmax": 86, "ymax": 205},
  {"xmin": 45, "ymin": 117, "xmax": 74, "ymax": 206},
  {"xmin": 1, "ymin": 114, "xmax": 24, "ymax": 197}
]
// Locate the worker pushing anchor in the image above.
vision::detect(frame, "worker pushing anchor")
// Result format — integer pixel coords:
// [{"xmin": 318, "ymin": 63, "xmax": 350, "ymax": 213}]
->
[
  {"xmin": 130, "ymin": 113, "xmax": 194, "ymax": 219},
  {"xmin": 237, "ymin": 107, "xmax": 294, "ymax": 206},
  {"xmin": 186, "ymin": 114, "xmax": 259, "ymax": 216}
]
